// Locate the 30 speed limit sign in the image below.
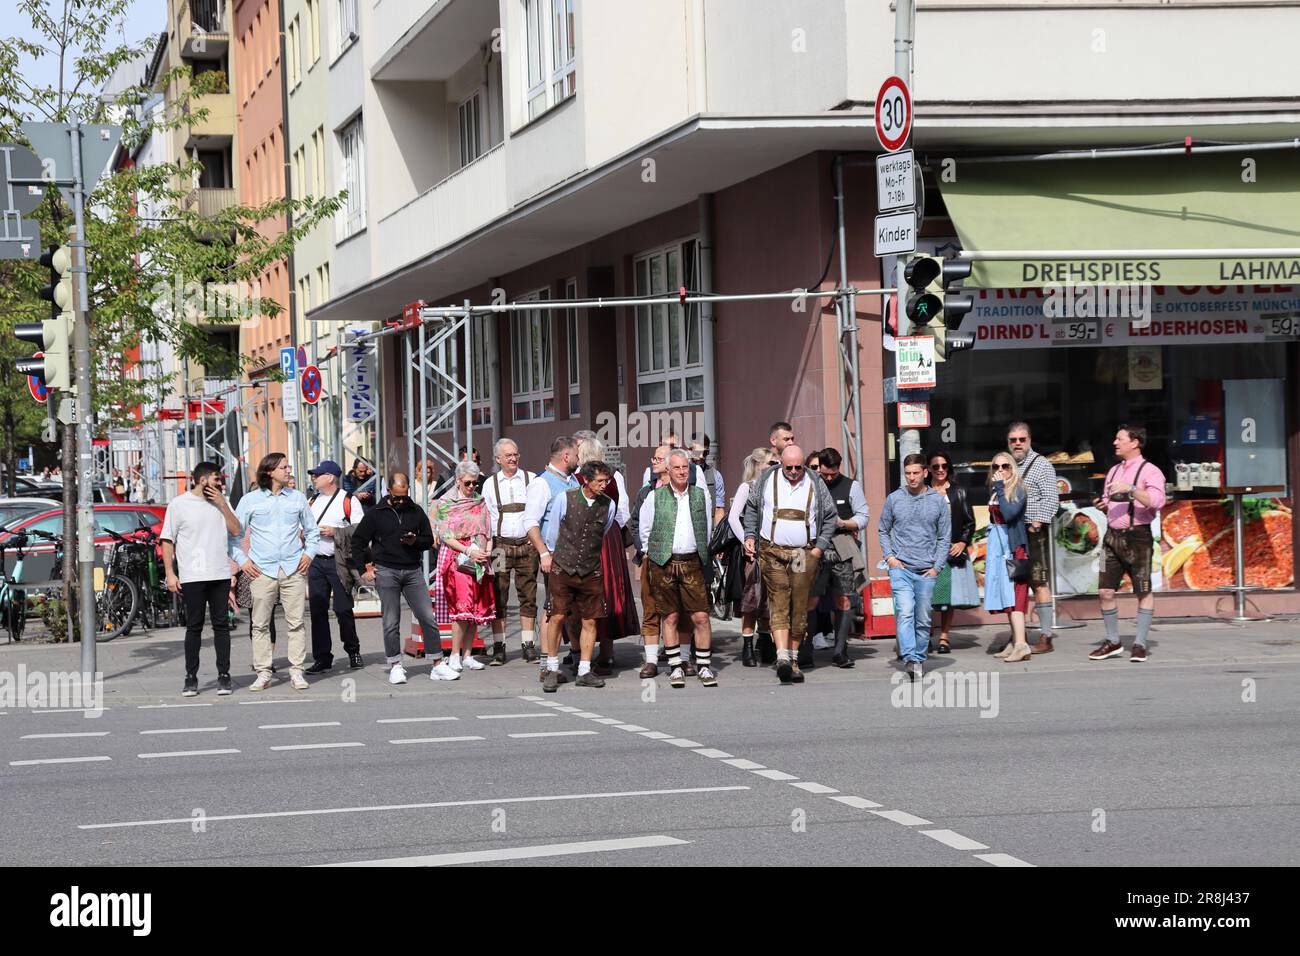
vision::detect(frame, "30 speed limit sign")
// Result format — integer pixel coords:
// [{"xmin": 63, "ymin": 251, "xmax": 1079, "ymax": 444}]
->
[{"xmin": 874, "ymin": 76, "xmax": 912, "ymax": 153}]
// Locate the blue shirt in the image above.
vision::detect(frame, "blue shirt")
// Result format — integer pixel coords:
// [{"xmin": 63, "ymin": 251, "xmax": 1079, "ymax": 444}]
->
[
  {"xmin": 541, "ymin": 489, "xmax": 616, "ymax": 553},
  {"xmin": 877, "ymin": 485, "xmax": 951, "ymax": 573},
  {"xmin": 230, "ymin": 487, "xmax": 321, "ymax": 575}
]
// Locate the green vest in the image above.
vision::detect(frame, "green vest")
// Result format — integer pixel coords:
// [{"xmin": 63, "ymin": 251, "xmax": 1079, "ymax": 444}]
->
[{"xmin": 647, "ymin": 483, "xmax": 710, "ymax": 569}]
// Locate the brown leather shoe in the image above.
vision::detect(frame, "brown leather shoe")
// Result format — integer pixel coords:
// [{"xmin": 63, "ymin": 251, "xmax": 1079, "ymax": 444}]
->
[
  {"xmin": 1031, "ymin": 637, "xmax": 1055, "ymax": 655},
  {"xmin": 638, "ymin": 662, "xmax": 658, "ymax": 679},
  {"xmin": 682, "ymin": 659, "xmax": 698, "ymax": 678}
]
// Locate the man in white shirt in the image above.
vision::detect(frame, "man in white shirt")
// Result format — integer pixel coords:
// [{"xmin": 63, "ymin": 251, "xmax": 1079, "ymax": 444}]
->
[
  {"xmin": 161, "ymin": 461, "xmax": 242, "ymax": 697},
  {"xmin": 305, "ymin": 460, "xmax": 363, "ymax": 673},
  {"xmin": 483, "ymin": 437, "xmax": 539, "ymax": 665}
]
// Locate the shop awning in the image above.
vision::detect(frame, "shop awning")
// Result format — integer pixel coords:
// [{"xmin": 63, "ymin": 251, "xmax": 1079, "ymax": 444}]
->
[{"xmin": 938, "ymin": 153, "xmax": 1300, "ymax": 287}]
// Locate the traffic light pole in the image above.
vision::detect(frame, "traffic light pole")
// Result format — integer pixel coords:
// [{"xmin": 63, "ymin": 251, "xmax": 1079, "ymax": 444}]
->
[{"xmin": 69, "ymin": 122, "xmax": 96, "ymax": 676}]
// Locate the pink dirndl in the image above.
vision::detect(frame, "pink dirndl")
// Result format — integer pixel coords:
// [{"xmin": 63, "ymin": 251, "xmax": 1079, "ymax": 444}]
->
[{"xmin": 437, "ymin": 542, "xmax": 496, "ymax": 624}]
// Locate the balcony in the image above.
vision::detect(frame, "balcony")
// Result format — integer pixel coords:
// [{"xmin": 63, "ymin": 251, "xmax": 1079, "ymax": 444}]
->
[
  {"xmin": 179, "ymin": 0, "xmax": 230, "ymax": 60},
  {"xmin": 372, "ymin": 0, "xmax": 500, "ymax": 81},
  {"xmin": 377, "ymin": 142, "xmax": 507, "ymax": 274},
  {"xmin": 183, "ymin": 90, "xmax": 235, "ymax": 149},
  {"xmin": 185, "ymin": 186, "xmax": 237, "ymax": 217}
]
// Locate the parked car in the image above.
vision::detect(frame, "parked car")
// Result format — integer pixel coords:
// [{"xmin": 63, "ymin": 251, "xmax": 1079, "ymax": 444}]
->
[
  {"xmin": 0, "ymin": 497, "xmax": 61, "ymax": 528},
  {"xmin": 10, "ymin": 478, "xmax": 117, "ymax": 503},
  {"xmin": 0, "ymin": 504, "xmax": 169, "ymax": 586}
]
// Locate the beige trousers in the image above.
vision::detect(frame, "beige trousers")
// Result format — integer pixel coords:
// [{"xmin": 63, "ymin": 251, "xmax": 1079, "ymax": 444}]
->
[{"xmin": 250, "ymin": 569, "xmax": 307, "ymax": 675}]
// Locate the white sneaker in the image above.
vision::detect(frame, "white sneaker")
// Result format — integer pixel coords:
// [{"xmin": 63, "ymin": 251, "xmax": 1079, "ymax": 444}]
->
[
  {"xmin": 388, "ymin": 664, "xmax": 408, "ymax": 685},
  {"xmin": 290, "ymin": 671, "xmax": 309, "ymax": 691},
  {"xmin": 812, "ymin": 632, "xmax": 834, "ymax": 650},
  {"xmin": 447, "ymin": 655, "xmax": 464, "ymax": 672},
  {"xmin": 461, "ymin": 654, "xmax": 487, "ymax": 671},
  {"xmin": 250, "ymin": 673, "xmax": 274, "ymax": 692},
  {"xmin": 430, "ymin": 660, "xmax": 461, "ymax": 681}
]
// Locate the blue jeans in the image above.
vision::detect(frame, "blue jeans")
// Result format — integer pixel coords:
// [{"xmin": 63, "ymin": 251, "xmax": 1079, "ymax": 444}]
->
[{"xmin": 889, "ymin": 567, "xmax": 936, "ymax": 664}]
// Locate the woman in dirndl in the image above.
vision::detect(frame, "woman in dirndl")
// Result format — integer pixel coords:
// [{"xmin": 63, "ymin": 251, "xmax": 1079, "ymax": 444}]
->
[
  {"xmin": 983, "ymin": 451, "xmax": 1033, "ymax": 663},
  {"xmin": 727, "ymin": 446, "xmax": 777, "ymax": 667},
  {"xmin": 927, "ymin": 450, "xmax": 979, "ymax": 653},
  {"xmin": 430, "ymin": 460, "xmax": 496, "ymax": 672}
]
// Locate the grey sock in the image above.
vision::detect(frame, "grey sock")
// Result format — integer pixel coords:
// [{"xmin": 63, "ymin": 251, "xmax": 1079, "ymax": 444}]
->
[
  {"xmin": 1037, "ymin": 604, "xmax": 1055, "ymax": 639},
  {"xmin": 1134, "ymin": 608, "xmax": 1154, "ymax": 648},
  {"xmin": 1102, "ymin": 608, "xmax": 1120, "ymax": 643},
  {"xmin": 833, "ymin": 611, "xmax": 853, "ymax": 657}
]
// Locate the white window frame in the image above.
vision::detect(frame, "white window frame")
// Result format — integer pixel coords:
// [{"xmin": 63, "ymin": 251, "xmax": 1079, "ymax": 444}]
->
[
  {"xmin": 287, "ymin": 15, "xmax": 302, "ymax": 89},
  {"xmin": 307, "ymin": 0, "xmax": 321, "ymax": 66},
  {"xmin": 522, "ymin": 0, "xmax": 576, "ymax": 122},
  {"xmin": 334, "ymin": 0, "xmax": 358, "ymax": 60},
  {"xmin": 457, "ymin": 88, "xmax": 485, "ymax": 169},
  {"xmin": 291, "ymin": 145, "xmax": 304, "ymax": 201},
  {"xmin": 510, "ymin": 290, "xmax": 554, "ymax": 424},
  {"xmin": 471, "ymin": 313, "xmax": 492, "ymax": 427},
  {"xmin": 564, "ymin": 277, "xmax": 579, "ymax": 417},
  {"xmin": 337, "ymin": 116, "xmax": 365, "ymax": 240},
  {"xmin": 311, "ymin": 126, "xmax": 325, "ymax": 198},
  {"xmin": 634, "ymin": 238, "xmax": 704, "ymax": 410}
]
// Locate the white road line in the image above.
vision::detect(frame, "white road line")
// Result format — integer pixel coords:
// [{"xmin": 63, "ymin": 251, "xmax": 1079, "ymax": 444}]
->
[
  {"xmin": 508, "ymin": 730, "xmax": 598, "ymax": 739},
  {"xmin": 258, "ymin": 721, "xmax": 342, "ymax": 730},
  {"xmin": 572, "ymin": 712, "xmax": 601, "ymax": 719},
  {"xmin": 533, "ymin": 702, "xmax": 566, "ymax": 708},
  {"xmin": 376, "ymin": 717, "xmax": 459, "ymax": 724},
  {"xmin": 138, "ymin": 749, "xmax": 240, "ymax": 759},
  {"xmin": 752, "ymin": 769, "xmax": 799, "ymax": 781},
  {"xmin": 474, "ymin": 714, "xmax": 556, "ymax": 720},
  {"xmin": 139, "ymin": 727, "xmax": 228, "ymax": 735},
  {"xmin": 553, "ymin": 706, "xmax": 583, "ymax": 713},
  {"xmin": 790, "ymin": 782, "xmax": 838, "ymax": 794},
  {"xmin": 80, "ymin": 786, "xmax": 752, "ymax": 829},
  {"xmin": 518, "ymin": 696, "xmax": 544, "ymax": 702},
  {"xmin": 830, "ymin": 795, "xmax": 883, "ymax": 810},
  {"xmin": 870, "ymin": 809, "xmax": 933, "ymax": 826},
  {"xmin": 921, "ymin": 829, "xmax": 989, "ymax": 851},
  {"xmin": 662, "ymin": 738, "xmax": 703, "ymax": 748},
  {"xmin": 10, "ymin": 756, "xmax": 111, "ymax": 766},
  {"xmin": 591, "ymin": 718, "xmax": 623, "ymax": 725},
  {"xmin": 722, "ymin": 758, "xmax": 766, "ymax": 770},
  {"xmin": 638, "ymin": 731, "xmax": 672, "ymax": 740},
  {"xmin": 237, "ymin": 699, "xmax": 313, "ymax": 705},
  {"xmin": 20, "ymin": 732, "xmax": 110, "ymax": 739},
  {"xmin": 975, "ymin": 852, "xmax": 1034, "ymax": 867},
  {"xmin": 269, "ymin": 742, "xmax": 364, "ymax": 751},
  {"xmin": 318, "ymin": 835, "xmax": 689, "ymax": 867},
  {"xmin": 614, "ymin": 724, "xmax": 649, "ymax": 732},
  {"xmin": 139, "ymin": 703, "xmax": 213, "ymax": 709},
  {"xmin": 693, "ymin": 748, "xmax": 733, "ymax": 759},
  {"xmin": 389, "ymin": 736, "xmax": 484, "ymax": 745},
  {"xmin": 30, "ymin": 708, "xmax": 106, "ymax": 715}
]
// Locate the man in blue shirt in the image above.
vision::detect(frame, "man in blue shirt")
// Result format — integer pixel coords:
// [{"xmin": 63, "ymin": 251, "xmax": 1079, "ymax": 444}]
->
[
  {"xmin": 877, "ymin": 454, "xmax": 951, "ymax": 680},
  {"xmin": 231, "ymin": 452, "xmax": 321, "ymax": 691}
]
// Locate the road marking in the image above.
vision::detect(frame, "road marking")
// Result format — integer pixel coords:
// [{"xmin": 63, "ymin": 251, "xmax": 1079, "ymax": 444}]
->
[
  {"xmin": 389, "ymin": 736, "xmax": 484, "ymax": 745},
  {"xmin": 20, "ymin": 732, "xmax": 110, "ymax": 739},
  {"xmin": 571, "ymin": 712, "xmax": 602, "ymax": 719},
  {"xmin": 237, "ymin": 699, "xmax": 313, "ymax": 705},
  {"xmin": 139, "ymin": 703, "xmax": 213, "ymax": 709},
  {"xmin": 10, "ymin": 756, "xmax": 111, "ymax": 766},
  {"xmin": 80, "ymin": 786, "xmax": 752, "ymax": 829},
  {"xmin": 474, "ymin": 713, "xmax": 556, "ymax": 720},
  {"xmin": 614, "ymin": 724, "xmax": 649, "ymax": 732},
  {"xmin": 722, "ymin": 758, "xmax": 766, "ymax": 770},
  {"xmin": 258, "ymin": 721, "xmax": 342, "ymax": 730},
  {"xmin": 318, "ymin": 835, "xmax": 689, "ymax": 867},
  {"xmin": 921, "ymin": 829, "xmax": 989, "ymax": 851},
  {"xmin": 638, "ymin": 731, "xmax": 672, "ymax": 740},
  {"xmin": 591, "ymin": 718, "xmax": 623, "ymax": 725},
  {"xmin": 269, "ymin": 742, "xmax": 364, "ymax": 751},
  {"xmin": 870, "ymin": 809, "xmax": 933, "ymax": 826},
  {"xmin": 508, "ymin": 730, "xmax": 598, "ymax": 739},
  {"xmin": 30, "ymin": 708, "xmax": 106, "ymax": 715},
  {"xmin": 693, "ymin": 748, "xmax": 733, "ymax": 759},
  {"xmin": 139, "ymin": 727, "xmax": 228, "ymax": 735},
  {"xmin": 554, "ymin": 706, "xmax": 583, "ymax": 713},
  {"xmin": 789, "ymin": 782, "xmax": 838, "ymax": 794},
  {"xmin": 376, "ymin": 717, "xmax": 459, "ymax": 724},
  {"xmin": 752, "ymin": 769, "xmax": 799, "ymax": 781},
  {"xmin": 138, "ymin": 749, "xmax": 241, "ymax": 759},
  {"xmin": 518, "ymin": 695, "xmax": 544, "ymax": 702},
  {"xmin": 975, "ymin": 852, "xmax": 1034, "ymax": 867},
  {"xmin": 662, "ymin": 738, "xmax": 704, "ymax": 748},
  {"xmin": 830, "ymin": 795, "xmax": 883, "ymax": 810}
]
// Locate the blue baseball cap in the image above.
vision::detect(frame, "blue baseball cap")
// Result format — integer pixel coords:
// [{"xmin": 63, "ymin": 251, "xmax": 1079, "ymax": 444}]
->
[{"xmin": 308, "ymin": 459, "xmax": 342, "ymax": 478}]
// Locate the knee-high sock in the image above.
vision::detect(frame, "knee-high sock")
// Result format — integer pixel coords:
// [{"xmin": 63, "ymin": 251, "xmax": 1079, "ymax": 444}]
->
[
  {"xmin": 1134, "ymin": 607, "xmax": 1153, "ymax": 648},
  {"xmin": 1037, "ymin": 603, "xmax": 1055, "ymax": 638},
  {"xmin": 1102, "ymin": 607, "xmax": 1120, "ymax": 643}
]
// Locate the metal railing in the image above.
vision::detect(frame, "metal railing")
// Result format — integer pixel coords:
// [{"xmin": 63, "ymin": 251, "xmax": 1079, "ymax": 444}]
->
[{"xmin": 190, "ymin": 0, "xmax": 226, "ymax": 35}]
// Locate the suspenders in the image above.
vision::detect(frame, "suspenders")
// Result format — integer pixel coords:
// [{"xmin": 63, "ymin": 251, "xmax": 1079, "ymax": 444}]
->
[
  {"xmin": 493, "ymin": 471, "xmax": 530, "ymax": 537},
  {"xmin": 1107, "ymin": 459, "xmax": 1148, "ymax": 526},
  {"xmin": 769, "ymin": 475, "xmax": 815, "ymax": 546}
]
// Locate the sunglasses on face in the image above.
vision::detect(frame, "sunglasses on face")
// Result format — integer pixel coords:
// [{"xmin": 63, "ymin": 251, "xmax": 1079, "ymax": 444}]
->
[
  {"xmin": 993, "ymin": 464, "xmax": 1012, "ymax": 472},
  {"xmin": 1008, "ymin": 437, "xmax": 1028, "ymax": 444},
  {"xmin": 930, "ymin": 463, "xmax": 948, "ymax": 472},
  {"xmin": 783, "ymin": 465, "xmax": 804, "ymax": 473}
]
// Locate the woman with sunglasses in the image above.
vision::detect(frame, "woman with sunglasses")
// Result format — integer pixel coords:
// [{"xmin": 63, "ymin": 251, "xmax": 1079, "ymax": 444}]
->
[
  {"xmin": 984, "ymin": 452, "xmax": 1032, "ymax": 663},
  {"xmin": 431, "ymin": 460, "xmax": 497, "ymax": 671},
  {"xmin": 927, "ymin": 451, "xmax": 978, "ymax": 652}
]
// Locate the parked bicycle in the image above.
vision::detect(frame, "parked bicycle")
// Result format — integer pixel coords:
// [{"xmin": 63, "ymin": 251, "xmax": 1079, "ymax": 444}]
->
[
  {"xmin": 0, "ymin": 530, "xmax": 34, "ymax": 642},
  {"xmin": 41, "ymin": 529, "xmax": 138, "ymax": 642},
  {"xmin": 102, "ymin": 525, "xmax": 183, "ymax": 637}
]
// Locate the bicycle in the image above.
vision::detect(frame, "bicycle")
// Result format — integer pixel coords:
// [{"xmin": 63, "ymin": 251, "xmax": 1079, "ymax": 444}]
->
[
  {"xmin": 0, "ymin": 530, "xmax": 34, "ymax": 642},
  {"xmin": 40, "ymin": 528, "xmax": 138, "ymax": 642},
  {"xmin": 103, "ymin": 525, "xmax": 183, "ymax": 636}
]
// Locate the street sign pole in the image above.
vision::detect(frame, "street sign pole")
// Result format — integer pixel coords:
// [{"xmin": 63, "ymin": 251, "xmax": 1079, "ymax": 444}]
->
[{"xmin": 70, "ymin": 122, "xmax": 96, "ymax": 676}]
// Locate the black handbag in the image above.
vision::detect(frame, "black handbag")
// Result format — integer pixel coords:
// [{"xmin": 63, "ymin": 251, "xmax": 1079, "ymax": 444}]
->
[
  {"xmin": 1007, "ymin": 555, "xmax": 1030, "ymax": 583},
  {"xmin": 709, "ymin": 516, "xmax": 738, "ymax": 555}
]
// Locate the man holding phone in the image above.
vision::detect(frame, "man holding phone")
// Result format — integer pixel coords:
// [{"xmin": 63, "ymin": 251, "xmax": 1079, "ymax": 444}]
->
[{"xmin": 162, "ymin": 462, "xmax": 242, "ymax": 696}]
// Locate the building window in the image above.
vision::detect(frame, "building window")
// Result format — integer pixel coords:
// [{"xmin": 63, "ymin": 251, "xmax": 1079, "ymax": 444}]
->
[
  {"xmin": 291, "ymin": 145, "xmax": 304, "ymax": 200},
  {"xmin": 311, "ymin": 126, "xmax": 325, "ymax": 198},
  {"xmin": 297, "ymin": 274, "xmax": 311, "ymax": 325},
  {"xmin": 564, "ymin": 278, "xmax": 579, "ymax": 416},
  {"xmin": 634, "ymin": 238, "xmax": 703, "ymax": 408},
  {"xmin": 307, "ymin": 0, "xmax": 321, "ymax": 65},
  {"xmin": 334, "ymin": 0, "xmax": 358, "ymax": 58},
  {"xmin": 510, "ymin": 290, "xmax": 553, "ymax": 423},
  {"xmin": 471, "ymin": 314, "xmax": 492, "ymax": 427},
  {"xmin": 523, "ymin": 0, "xmax": 577, "ymax": 122},
  {"xmin": 457, "ymin": 89, "xmax": 485, "ymax": 169},
  {"xmin": 287, "ymin": 15, "xmax": 301, "ymax": 88},
  {"xmin": 337, "ymin": 116, "xmax": 365, "ymax": 239}
]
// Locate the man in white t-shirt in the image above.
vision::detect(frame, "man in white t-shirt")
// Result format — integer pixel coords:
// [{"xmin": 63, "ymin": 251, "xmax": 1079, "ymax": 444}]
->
[
  {"xmin": 161, "ymin": 461, "xmax": 243, "ymax": 697},
  {"xmin": 305, "ymin": 460, "xmax": 363, "ymax": 673}
]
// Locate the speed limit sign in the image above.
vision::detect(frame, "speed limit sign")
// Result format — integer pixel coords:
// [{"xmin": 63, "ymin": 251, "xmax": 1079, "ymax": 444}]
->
[{"xmin": 874, "ymin": 76, "xmax": 912, "ymax": 153}]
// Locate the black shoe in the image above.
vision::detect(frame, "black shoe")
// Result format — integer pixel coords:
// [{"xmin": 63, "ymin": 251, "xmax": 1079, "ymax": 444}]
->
[
  {"xmin": 216, "ymin": 673, "xmax": 233, "ymax": 695},
  {"xmin": 182, "ymin": 676, "xmax": 198, "ymax": 697},
  {"xmin": 757, "ymin": 633, "xmax": 777, "ymax": 666},
  {"xmin": 741, "ymin": 634, "xmax": 756, "ymax": 667},
  {"xmin": 776, "ymin": 660, "xmax": 793, "ymax": 684},
  {"xmin": 348, "ymin": 652, "xmax": 364, "ymax": 669},
  {"xmin": 790, "ymin": 663, "xmax": 805, "ymax": 684},
  {"xmin": 490, "ymin": 642, "xmax": 507, "ymax": 666},
  {"xmin": 937, "ymin": 641, "xmax": 951, "ymax": 654},
  {"xmin": 574, "ymin": 670, "xmax": 606, "ymax": 688},
  {"xmin": 562, "ymin": 652, "xmax": 575, "ymax": 668},
  {"xmin": 831, "ymin": 653, "xmax": 854, "ymax": 669},
  {"xmin": 797, "ymin": 642, "xmax": 814, "ymax": 669},
  {"xmin": 521, "ymin": 642, "xmax": 538, "ymax": 663},
  {"xmin": 542, "ymin": 669, "xmax": 560, "ymax": 693},
  {"xmin": 305, "ymin": 660, "xmax": 332, "ymax": 674}
]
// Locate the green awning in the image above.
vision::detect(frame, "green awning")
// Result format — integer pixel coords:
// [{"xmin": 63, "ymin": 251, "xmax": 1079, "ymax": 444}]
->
[{"xmin": 938, "ymin": 153, "xmax": 1300, "ymax": 288}]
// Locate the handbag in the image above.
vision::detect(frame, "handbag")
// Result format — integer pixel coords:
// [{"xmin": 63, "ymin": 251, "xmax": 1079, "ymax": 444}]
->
[
  {"xmin": 709, "ymin": 516, "xmax": 738, "ymax": 555},
  {"xmin": 1006, "ymin": 555, "xmax": 1030, "ymax": 583}
]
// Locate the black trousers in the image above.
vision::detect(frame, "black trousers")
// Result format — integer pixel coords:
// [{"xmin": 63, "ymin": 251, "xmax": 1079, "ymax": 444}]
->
[
  {"xmin": 309, "ymin": 555, "xmax": 359, "ymax": 664},
  {"xmin": 181, "ymin": 578, "xmax": 232, "ymax": 677}
]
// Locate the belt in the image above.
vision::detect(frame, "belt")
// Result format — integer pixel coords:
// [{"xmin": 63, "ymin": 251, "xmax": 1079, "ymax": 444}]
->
[
  {"xmin": 669, "ymin": 552, "xmax": 700, "ymax": 562},
  {"xmin": 496, "ymin": 535, "xmax": 530, "ymax": 545}
]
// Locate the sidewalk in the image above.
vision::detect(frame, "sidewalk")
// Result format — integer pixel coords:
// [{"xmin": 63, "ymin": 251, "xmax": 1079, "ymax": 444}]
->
[{"xmin": 4, "ymin": 608, "xmax": 1299, "ymax": 706}]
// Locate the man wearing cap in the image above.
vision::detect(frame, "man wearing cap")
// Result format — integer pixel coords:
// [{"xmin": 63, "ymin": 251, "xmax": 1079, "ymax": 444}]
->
[{"xmin": 306, "ymin": 459, "xmax": 363, "ymax": 672}]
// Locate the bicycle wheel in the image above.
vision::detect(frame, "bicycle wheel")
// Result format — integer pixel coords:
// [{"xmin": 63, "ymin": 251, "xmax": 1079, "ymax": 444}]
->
[
  {"xmin": 96, "ymin": 574, "xmax": 140, "ymax": 642},
  {"xmin": 3, "ymin": 589, "xmax": 24, "ymax": 642}
]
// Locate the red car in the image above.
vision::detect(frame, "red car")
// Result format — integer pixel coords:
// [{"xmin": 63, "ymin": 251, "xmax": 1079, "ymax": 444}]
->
[{"xmin": 0, "ymin": 504, "xmax": 168, "ymax": 586}]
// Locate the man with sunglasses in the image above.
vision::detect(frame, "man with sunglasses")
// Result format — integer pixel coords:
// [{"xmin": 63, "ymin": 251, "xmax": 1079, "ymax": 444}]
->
[
  {"xmin": 1007, "ymin": 422, "xmax": 1060, "ymax": 652},
  {"xmin": 741, "ymin": 444, "xmax": 838, "ymax": 684}
]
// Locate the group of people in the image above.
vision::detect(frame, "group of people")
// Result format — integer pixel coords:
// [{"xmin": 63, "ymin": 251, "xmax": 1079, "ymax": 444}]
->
[{"xmin": 159, "ymin": 417, "xmax": 1164, "ymax": 695}]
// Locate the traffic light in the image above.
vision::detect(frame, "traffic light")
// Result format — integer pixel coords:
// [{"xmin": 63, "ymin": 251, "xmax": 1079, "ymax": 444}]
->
[
  {"xmin": 16, "ymin": 244, "xmax": 75, "ymax": 391},
  {"xmin": 903, "ymin": 254, "xmax": 974, "ymax": 359}
]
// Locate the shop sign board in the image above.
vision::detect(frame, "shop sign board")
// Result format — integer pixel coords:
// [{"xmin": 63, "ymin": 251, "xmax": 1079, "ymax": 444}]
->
[
  {"xmin": 895, "ymin": 336, "xmax": 937, "ymax": 389},
  {"xmin": 898, "ymin": 401, "xmax": 930, "ymax": 429}
]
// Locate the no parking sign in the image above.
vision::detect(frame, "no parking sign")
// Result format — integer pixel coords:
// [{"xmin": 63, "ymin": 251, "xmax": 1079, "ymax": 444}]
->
[{"xmin": 301, "ymin": 364, "xmax": 323, "ymax": 404}]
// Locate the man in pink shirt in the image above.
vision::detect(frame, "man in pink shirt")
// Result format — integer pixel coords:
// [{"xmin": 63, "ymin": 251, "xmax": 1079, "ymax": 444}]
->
[{"xmin": 1090, "ymin": 424, "xmax": 1166, "ymax": 662}]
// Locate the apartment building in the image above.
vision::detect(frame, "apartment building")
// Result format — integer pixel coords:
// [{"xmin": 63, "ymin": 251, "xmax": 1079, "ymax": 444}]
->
[{"xmin": 305, "ymin": 0, "xmax": 1300, "ymax": 618}]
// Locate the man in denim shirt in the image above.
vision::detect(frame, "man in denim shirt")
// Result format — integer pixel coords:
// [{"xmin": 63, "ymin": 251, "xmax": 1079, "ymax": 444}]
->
[
  {"xmin": 877, "ymin": 454, "xmax": 951, "ymax": 679},
  {"xmin": 231, "ymin": 452, "xmax": 321, "ymax": 691}
]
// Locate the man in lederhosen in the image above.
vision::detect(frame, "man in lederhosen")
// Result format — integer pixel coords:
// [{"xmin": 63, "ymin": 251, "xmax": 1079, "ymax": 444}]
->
[
  {"xmin": 814, "ymin": 447, "xmax": 869, "ymax": 668},
  {"xmin": 483, "ymin": 437, "xmax": 539, "ymax": 666}
]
